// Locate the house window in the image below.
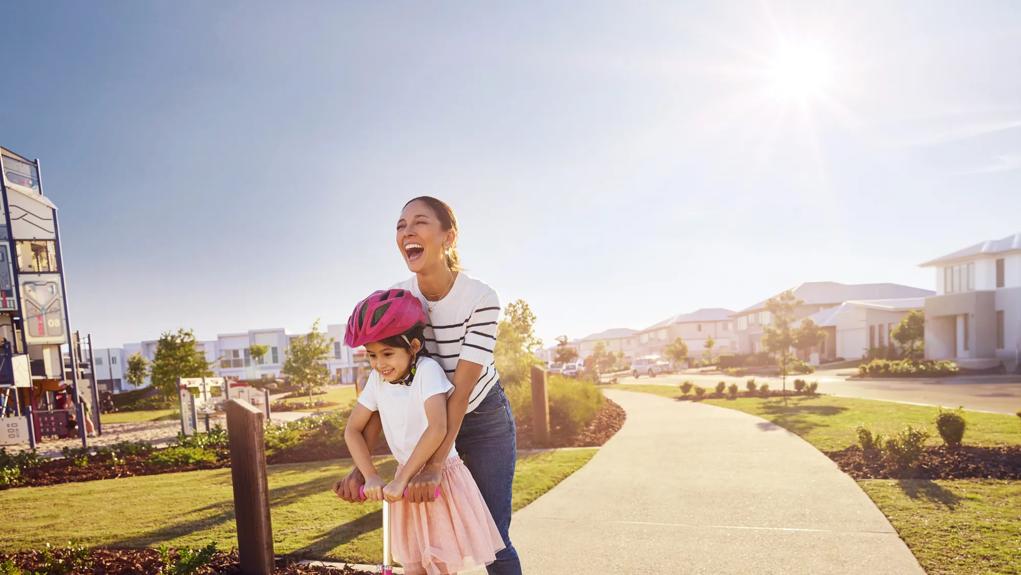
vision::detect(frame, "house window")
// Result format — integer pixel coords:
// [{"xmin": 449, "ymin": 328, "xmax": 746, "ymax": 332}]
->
[
  {"xmin": 967, "ymin": 262, "xmax": 974, "ymax": 291},
  {"xmin": 111, "ymin": 356, "xmax": 117, "ymax": 365},
  {"xmin": 95, "ymin": 357, "xmax": 103, "ymax": 366},
  {"xmin": 2, "ymin": 154, "xmax": 40, "ymax": 192},
  {"xmin": 243, "ymin": 348, "xmax": 251, "ymax": 367},
  {"xmin": 997, "ymin": 311, "xmax": 1005, "ymax": 349},
  {"xmin": 996, "ymin": 258, "xmax": 1005, "ymax": 288},
  {"xmin": 869, "ymin": 325, "xmax": 876, "ymax": 348},
  {"xmin": 271, "ymin": 346, "xmax": 279, "ymax": 364},
  {"xmin": 15, "ymin": 240, "xmax": 58, "ymax": 272},
  {"xmin": 697, "ymin": 323, "xmax": 702, "ymax": 332},
  {"xmin": 878, "ymin": 325, "xmax": 885, "ymax": 348},
  {"xmin": 222, "ymin": 349, "xmax": 243, "ymax": 368},
  {"xmin": 963, "ymin": 315, "xmax": 970, "ymax": 352}
]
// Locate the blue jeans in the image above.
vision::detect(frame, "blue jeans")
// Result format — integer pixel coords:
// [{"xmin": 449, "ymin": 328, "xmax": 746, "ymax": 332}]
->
[{"xmin": 456, "ymin": 381, "xmax": 522, "ymax": 575}]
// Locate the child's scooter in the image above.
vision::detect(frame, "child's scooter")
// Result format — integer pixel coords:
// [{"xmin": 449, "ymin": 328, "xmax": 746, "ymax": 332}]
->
[{"xmin": 359, "ymin": 485, "xmax": 442, "ymax": 575}]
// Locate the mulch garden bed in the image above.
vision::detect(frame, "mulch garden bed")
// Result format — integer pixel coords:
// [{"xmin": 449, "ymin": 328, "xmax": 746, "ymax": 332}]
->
[
  {"xmin": 516, "ymin": 398, "xmax": 626, "ymax": 449},
  {"xmin": 2, "ymin": 453, "xmax": 229, "ymax": 490},
  {"xmin": 825, "ymin": 444, "xmax": 1021, "ymax": 480},
  {"xmin": 0, "ymin": 548, "xmax": 366, "ymax": 574}
]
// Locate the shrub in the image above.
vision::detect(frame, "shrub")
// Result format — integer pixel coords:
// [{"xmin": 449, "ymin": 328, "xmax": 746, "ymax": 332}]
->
[
  {"xmin": 787, "ymin": 358, "xmax": 814, "ymax": 375},
  {"xmin": 150, "ymin": 446, "xmax": 217, "ymax": 468},
  {"xmin": 726, "ymin": 384, "xmax": 738, "ymax": 399},
  {"xmin": 745, "ymin": 379, "xmax": 757, "ymax": 393},
  {"xmin": 856, "ymin": 425, "xmax": 884, "ymax": 454},
  {"xmin": 694, "ymin": 386, "xmax": 706, "ymax": 399},
  {"xmin": 159, "ymin": 542, "xmax": 218, "ymax": 575},
  {"xmin": 546, "ymin": 375, "xmax": 605, "ymax": 436},
  {"xmin": 935, "ymin": 407, "xmax": 966, "ymax": 447},
  {"xmin": 758, "ymin": 384, "xmax": 769, "ymax": 396},
  {"xmin": 61, "ymin": 446, "xmax": 91, "ymax": 468},
  {"xmin": 108, "ymin": 440, "xmax": 153, "ymax": 458},
  {"xmin": 884, "ymin": 426, "xmax": 930, "ymax": 471},
  {"xmin": 793, "ymin": 379, "xmax": 806, "ymax": 393},
  {"xmin": 715, "ymin": 381, "xmax": 726, "ymax": 395},
  {"xmin": 177, "ymin": 425, "xmax": 230, "ymax": 452},
  {"xmin": 680, "ymin": 381, "xmax": 693, "ymax": 395},
  {"xmin": 807, "ymin": 381, "xmax": 818, "ymax": 394},
  {"xmin": 0, "ymin": 466, "xmax": 21, "ymax": 487},
  {"xmin": 858, "ymin": 359, "xmax": 959, "ymax": 378}
]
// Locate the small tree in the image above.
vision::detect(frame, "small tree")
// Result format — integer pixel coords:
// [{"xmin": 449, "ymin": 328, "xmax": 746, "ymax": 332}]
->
[
  {"xmin": 794, "ymin": 318, "xmax": 826, "ymax": 361},
  {"xmin": 282, "ymin": 319, "xmax": 333, "ymax": 406},
  {"xmin": 249, "ymin": 344, "xmax": 269, "ymax": 366},
  {"xmin": 761, "ymin": 290, "xmax": 802, "ymax": 406},
  {"xmin": 494, "ymin": 299, "xmax": 541, "ymax": 386},
  {"xmin": 125, "ymin": 353, "xmax": 149, "ymax": 389},
  {"xmin": 150, "ymin": 329, "xmax": 212, "ymax": 398},
  {"xmin": 664, "ymin": 337, "xmax": 689, "ymax": 368},
  {"xmin": 586, "ymin": 341, "xmax": 616, "ymax": 374},
  {"xmin": 554, "ymin": 335, "xmax": 579, "ymax": 364},
  {"xmin": 703, "ymin": 337, "xmax": 715, "ymax": 365},
  {"xmin": 892, "ymin": 310, "xmax": 925, "ymax": 361}
]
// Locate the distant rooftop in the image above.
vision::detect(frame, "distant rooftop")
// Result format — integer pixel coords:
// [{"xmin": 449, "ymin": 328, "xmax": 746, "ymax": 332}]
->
[
  {"xmin": 579, "ymin": 328, "xmax": 637, "ymax": 342},
  {"xmin": 738, "ymin": 282, "xmax": 934, "ymax": 314},
  {"xmin": 808, "ymin": 297, "xmax": 926, "ymax": 327},
  {"xmin": 919, "ymin": 232, "xmax": 1021, "ymax": 267},
  {"xmin": 644, "ymin": 308, "xmax": 735, "ymax": 331}
]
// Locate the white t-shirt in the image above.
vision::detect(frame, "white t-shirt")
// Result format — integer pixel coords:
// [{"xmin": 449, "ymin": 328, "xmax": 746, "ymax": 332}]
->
[
  {"xmin": 357, "ymin": 356, "xmax": 457, "ymax": 465},
  {"xmin": 391, "ymin": 272, "xmax": 502, "ymax": 413}
]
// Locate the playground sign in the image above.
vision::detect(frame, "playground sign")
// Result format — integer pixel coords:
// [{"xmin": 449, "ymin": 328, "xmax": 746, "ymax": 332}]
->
[
  {"xmin": 226, "ymin": 381, "xmax": 271, "ymax": 420},
  {"xmin": 0, "ymin": 415, "xmax": 29, "ymax": 446},
  {"xmin": 178, "ymin": 377, "xmax": 227, "ymax": 436}
]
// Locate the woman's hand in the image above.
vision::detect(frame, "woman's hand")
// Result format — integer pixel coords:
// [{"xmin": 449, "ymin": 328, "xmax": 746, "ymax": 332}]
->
[
  {"xmin": 383, "ymin": 477, "xmax": 408, "ymax": 503},
  {"xmin": 405, "ymin": 462, "xmax": 442, "ymax": 503},
  {"xmin": 362, "ymin": 475, "xmax": 386, "ymax": 502},
  {"xmin": 332, "ymin": 466, "xmax": 366, "ymax": 502}
]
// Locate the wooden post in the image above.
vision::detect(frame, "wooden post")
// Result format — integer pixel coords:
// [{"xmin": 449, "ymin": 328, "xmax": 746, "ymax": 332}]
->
[
  {"xmin": 226, "ymin": 399, "xmax": 274, "ymax": 575},
  {"xmin": 530, "ymin": 365, "xmax": 550, "ymax": 445}
]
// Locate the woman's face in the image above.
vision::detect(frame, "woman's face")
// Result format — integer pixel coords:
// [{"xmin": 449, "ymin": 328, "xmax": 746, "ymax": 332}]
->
[{"xmin": 396, "ymin": 200, "xmax": 454, "ymax": 274}]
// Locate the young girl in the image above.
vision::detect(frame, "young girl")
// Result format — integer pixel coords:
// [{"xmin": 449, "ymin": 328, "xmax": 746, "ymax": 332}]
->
[{"xmin": 339, "ymin": 288, "xmax": 506, "ymax": 575}]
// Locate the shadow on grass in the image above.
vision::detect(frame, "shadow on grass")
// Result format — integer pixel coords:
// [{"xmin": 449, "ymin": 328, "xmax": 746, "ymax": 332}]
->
[
  {"xmin": 110, "ymin": 460, "xmax": 397, "ymax": 549},
  {"xmin": 754, "ymin": 400, "xmax": 850, "ymax": 437},
  {"xmin": 895, "ymin": 479, "xmax": 963, "ymax": 509},
  {"xmin": 287, "ymin": 509, "xmax": 382, "ymax": 558}
]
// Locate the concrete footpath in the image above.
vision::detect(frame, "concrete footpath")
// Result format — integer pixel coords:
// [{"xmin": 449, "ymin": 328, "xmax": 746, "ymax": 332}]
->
[{"xmin": 505, "ymin": 389, "xmax": 926, "ymax": 574}]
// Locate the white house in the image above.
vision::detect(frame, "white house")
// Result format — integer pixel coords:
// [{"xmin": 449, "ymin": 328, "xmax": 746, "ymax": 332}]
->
[
  {"xmin": 731, "ymin": 281, "xmax": 934, "ymax": 354},
  {"xmin": 920, "ymin": 232, "xmax": 1021, "ymax": 370},
  {"xmin": 807, "ymin": 298, "xmax": 926, "ymax": 361},
  {"xmin": 576, "ymin": 328, "xmax": 640, "ymax": 361},
  {"xmin": 638, "ymin": 308, "xmax": 736, "ymax": 359},
  {"xmin": 91, "ymin": 347, "xmax": 127, "ymax": 392}
]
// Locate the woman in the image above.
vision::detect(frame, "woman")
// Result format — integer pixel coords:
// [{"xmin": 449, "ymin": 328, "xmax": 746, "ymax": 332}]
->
[{"xmin": 336, "ymin": 196, "xmax": 521, "ymax": 575}]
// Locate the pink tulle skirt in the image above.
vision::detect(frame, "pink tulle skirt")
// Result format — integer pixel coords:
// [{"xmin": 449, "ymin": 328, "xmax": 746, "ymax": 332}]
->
[{"xmin": 392, "ymin": 456, "xmax": 505, "ymax": 575}]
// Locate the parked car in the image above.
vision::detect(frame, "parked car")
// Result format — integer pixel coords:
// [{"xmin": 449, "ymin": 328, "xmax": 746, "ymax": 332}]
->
[
  {"xmin": 631, "ymin": 356, "xmax": 671, "ymax": 378},
  {"xmin": 548, "ymin": 362, "xmax": 563, "ymax": 375}
]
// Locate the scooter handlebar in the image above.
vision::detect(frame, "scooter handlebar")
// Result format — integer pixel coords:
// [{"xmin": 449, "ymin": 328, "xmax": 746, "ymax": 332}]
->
[{"xmin": 358, "ymin": 485, "xmax": 441, "ymax": 501}]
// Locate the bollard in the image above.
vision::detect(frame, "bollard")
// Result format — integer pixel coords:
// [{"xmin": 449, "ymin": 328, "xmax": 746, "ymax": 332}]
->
[
  {"xmin": 529, "ymin": 365, "xmax": 550, "ymax": 446},
  {"xmin": 226, "ymin": 399, "xmax": 274, "ymax": 575}
]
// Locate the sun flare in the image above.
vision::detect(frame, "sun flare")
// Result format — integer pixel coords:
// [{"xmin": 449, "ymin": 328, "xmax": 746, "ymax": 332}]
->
[{"xmin": 767, "ymin": 44, "xmax": 833, "ymax": 101}]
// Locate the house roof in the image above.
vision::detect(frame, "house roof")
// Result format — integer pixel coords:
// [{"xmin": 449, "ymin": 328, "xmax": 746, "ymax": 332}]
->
[
  {"xmin": 644, "ymin": 308, "xmax": 735, "ymax": 331},
  {"xmin": 738, "ymin": 282, "xmax": 933, "ymax": 314},
  {"xmin": 807, "ymin": 297, "xmax": 926, "ymax": 327},
  {"xmin": 579, "ymin": 328, "xmax": 637, "ymax": 342},
  {"xmin": 919, "ymin": 232, "xmax": 1021, "ymax": 267}
]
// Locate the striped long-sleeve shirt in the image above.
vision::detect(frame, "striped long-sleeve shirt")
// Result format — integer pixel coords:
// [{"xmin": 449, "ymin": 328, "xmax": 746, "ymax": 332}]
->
[{"xmin": 392, "ymin": 272, "xmax": 501, "ymax": 413}]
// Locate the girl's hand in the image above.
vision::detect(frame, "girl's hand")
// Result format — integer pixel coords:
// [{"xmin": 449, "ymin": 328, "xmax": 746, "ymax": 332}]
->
[
  {"xmin": 383, "ymin": 477, "xmax": 408, "ymax": 503},
  {"xmin": 406, "ymin": 463, "xmax": 442, "ymax": 503},
  {"xmin": 362, "ymin": 475, "xmax": 386, "ymax": 502}
]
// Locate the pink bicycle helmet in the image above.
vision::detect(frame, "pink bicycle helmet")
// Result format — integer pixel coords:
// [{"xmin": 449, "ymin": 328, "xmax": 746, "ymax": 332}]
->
[{"xmin": 345, "ymin": 289, "xmax": 427, "ymax": 348}]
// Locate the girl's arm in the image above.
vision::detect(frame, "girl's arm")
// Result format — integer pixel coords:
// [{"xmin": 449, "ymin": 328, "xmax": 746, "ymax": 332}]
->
[
  {"xmin": 383, "ymin": 393, "xmax": 447, "ymax": 501},
  {"xmin": 343, "ymin": 403, "xmax": 382, "ymax": 483}
]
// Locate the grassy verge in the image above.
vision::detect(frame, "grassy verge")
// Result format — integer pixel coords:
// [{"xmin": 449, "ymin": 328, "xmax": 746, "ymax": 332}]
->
[
  {"xmin": 617, "ymin": 386, "xmax": 1021, "ymax": 574},
  {"xmin": 100, "ymin": 408, "xmax": 179, "ymax": 424},
  {"xmin": 0, "ymin": 448, "xmax": 595, "ymax": 564}
]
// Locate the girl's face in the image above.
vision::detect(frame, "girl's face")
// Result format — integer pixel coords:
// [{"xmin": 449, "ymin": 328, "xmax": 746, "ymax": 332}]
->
[
  {"xmin": 396, "ymin": 200, "xmax": 455, "ymax": 274},
  {"xmin": 365, "ymin": 339, "xmax": 423, "ymax": 382}
]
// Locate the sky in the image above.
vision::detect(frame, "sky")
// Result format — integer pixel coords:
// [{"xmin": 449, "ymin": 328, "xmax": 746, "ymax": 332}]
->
[{"xmin": 1, "ymin": 1, "xmax": 1020, "ymax": 350}]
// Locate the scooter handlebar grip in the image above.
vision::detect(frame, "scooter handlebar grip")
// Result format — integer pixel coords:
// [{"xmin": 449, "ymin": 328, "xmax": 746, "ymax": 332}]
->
[{"xmin": 357, "ymin": 485, "xmax": 441, "ymax": 501}]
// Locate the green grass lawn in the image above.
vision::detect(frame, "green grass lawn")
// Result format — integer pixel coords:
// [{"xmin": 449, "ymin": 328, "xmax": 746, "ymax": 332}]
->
[
  {"xmin": 279, "ymin": 386, "xmax": 358, "ymax": 412},
  {"xmin": 100, "ymin": 408, "xmax": 179, "ymax": 424},
  {"xmin": 618, "ymin": 385, "xmax": 1021, "ymax": 575},
  {"xmin": 617, "ymin": 384, "xmax": 1021, "ymax": 451},
  {"xmin": 0, "ymin": 448, "xmax": 595, "ymax": 564}
]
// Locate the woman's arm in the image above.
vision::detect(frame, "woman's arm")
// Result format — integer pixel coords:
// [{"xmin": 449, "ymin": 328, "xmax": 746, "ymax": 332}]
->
[
  {"xmin": 404, "ymin": 358, "xmax": 482, "ymax": 502},
  {"xmin": 383, "ymin": 394, "xmax": 447, "ymax": 502},
  {"xmin": 343, "ymin": 403, "xmax": 382, "ymax": 482}
]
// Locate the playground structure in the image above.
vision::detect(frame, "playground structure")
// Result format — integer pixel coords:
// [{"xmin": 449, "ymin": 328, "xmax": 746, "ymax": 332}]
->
[
  {"xmin": 0, "ymin": 146, "xmax": 98, "ymax": 449},
  {"xmin": 178, "ymin": 376, "xmax": 271, "ymax": 436}
]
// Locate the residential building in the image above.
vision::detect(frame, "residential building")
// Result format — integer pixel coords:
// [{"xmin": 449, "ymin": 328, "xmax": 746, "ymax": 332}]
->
[
  {"xmin": 807, "ymin": 298, "xmax": 926, "ymax": 362},
  {"xmin": 732, "ymin": 282, "xmax": 934, "ymax": 354},
  {"xmin": 920, "ymin": 232, "xmax": 1021, "ymax": 370},
  {"xmin": 638, "ymin": 308, "xmax": 736, "ymax": 359},
  {"xmin": 91, "ymin": 347, "xmax": 126, "ymax": 393},
  {"xmin": 576, "ymin": 328, "xmax": 640, "ymax": 361}
]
